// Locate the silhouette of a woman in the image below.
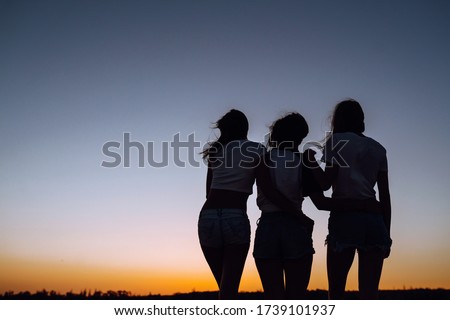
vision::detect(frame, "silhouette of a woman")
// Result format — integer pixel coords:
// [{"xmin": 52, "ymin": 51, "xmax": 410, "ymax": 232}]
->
[
  {"xmin": 253, "ymin": 113, "xmax": 318, "ymax": 299},
  {"xmin": 308, "ymin": 99, "xmax": 392, "ymax": 299},
  {"xmin": 198, "ymin": 109, "xmax": 263, "ymax": 299}
]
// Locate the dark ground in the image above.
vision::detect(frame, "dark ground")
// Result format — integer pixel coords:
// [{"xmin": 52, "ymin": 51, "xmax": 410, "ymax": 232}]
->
[{"xmin": 2, "ymin": 288, "xmax": 449, "ymax": 300}]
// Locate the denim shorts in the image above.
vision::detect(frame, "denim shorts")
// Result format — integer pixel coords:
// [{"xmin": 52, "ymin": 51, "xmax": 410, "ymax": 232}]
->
[
  {"xmin": 326, "ymin": 211, "xmax": 392, "ymax": 253},
  {"xmin": 198, "ymin": 208, "xmax": 250, "ymax": 248},
  {"xmin": 253, "ymin": 212, "xmax": 315, "ymax": 260}
]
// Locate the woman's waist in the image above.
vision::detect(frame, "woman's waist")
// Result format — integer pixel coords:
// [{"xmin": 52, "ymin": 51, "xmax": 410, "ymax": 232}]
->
[
  {"xmin": 203, "ymin": 188, "xmax": 249, "ymax": 210},
  {"xmin": 199, "ymin": 208, "xmax": 247, "ymax": 218},
  {"xmin": 210, "ymin": 175, "xmax": 255, "ymax": 194},
  {"xmin": 329, "ymin": 210, "xmax": 381, "ymax": 218},
  {"xmin": 259, "ymin": 210, "xmax": 305, "ymax": 219},
  {"xmin": 330, "ymin": 194, "xmax": 381, "ymax": 215},
  {"xmin": 257, "ymin": 192, "xmax": 303, "ymax": 213}
]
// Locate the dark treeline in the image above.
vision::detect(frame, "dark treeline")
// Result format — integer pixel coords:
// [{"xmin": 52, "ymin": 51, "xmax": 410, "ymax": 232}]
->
[{"xmin": 1, "ymin": 289, "xmax": 449, "ymax": 300}]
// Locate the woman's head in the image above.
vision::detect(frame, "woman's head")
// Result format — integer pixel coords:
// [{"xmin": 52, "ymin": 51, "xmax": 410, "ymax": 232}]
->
[
  {"xmin": 269, "ymin": 112, "xmax": 309, "ymax": 150},
  {"xmin": 331, "ymin": 99, "xmax": 365, "ymax": 134},
  {"xmin": 202, "ymin": 109, "xmax": 249, "ymax": 159},
  {"xmin": 214, "ymin": 109, "xmax": 249, "ymax": 140}
]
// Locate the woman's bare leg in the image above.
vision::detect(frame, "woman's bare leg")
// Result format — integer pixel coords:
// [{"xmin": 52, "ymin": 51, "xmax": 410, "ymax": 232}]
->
[
  {"xmin": 358, "ymin": 249, "xmax": 384, "ymax": 299},
  {"xmin": 219, "ymin": 243, "xmax": 249, "ymax": 299},
  {"xmin": 201, "ymin": 245, "xmax": 224, "ymax": 292},
  {"xmin": 201, "ymin": 244, "xmax": 249, "ymax": 299},
  {"xmin": 284, "ymin": 254, "xmax": 313, "ymax": 300},
  {"xmin": 255, "ymin": 258, "xmax": 285, "ymax": 299},
  {"xmin": 284, "ymin": 254, "xmax": 313, "ymax": 299},
  {"xmin": 327, "ymin": 246, "xmax": 355, "ymax": 299}
]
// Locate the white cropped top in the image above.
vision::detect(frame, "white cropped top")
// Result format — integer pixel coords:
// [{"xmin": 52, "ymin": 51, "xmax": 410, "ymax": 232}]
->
[{"xmin": 209, "ymin": 140, "xmax": 265, "ymax": 194}]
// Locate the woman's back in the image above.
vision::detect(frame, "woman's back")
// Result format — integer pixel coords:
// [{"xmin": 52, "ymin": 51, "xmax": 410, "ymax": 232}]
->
[
  {"xmin": 318, "ymin": 99, "xmax": 392, "ymax": 299},
  {"xmin": 257, "ymin": 149, "xmax": 304, "ymax": 212},
  {"xmin": 210, "ymin": 139, "xmax": 264, "ymax": 194},
  {"xmin": 323, "ymin": 132, "xmax": 387, "ymax": 199}
]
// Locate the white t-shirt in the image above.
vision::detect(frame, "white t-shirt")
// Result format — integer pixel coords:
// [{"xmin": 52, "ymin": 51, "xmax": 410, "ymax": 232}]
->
[
  {"xmin": 209, "ymin": 140, "xmax": 265, "ymax": 194},
  {"xmin": 257, "ymin": 149, "xmax": 304, "ymax": 212},
  {"xmin": 322, "ymin": 132, "xmax": 388, "ymax": 199}
]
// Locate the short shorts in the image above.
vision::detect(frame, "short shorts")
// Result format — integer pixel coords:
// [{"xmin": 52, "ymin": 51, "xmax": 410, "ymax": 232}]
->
[
  {"xmin": 253, "ymin": 211, "xmax": 314, "ymax": 260},
  {"xmin": 326, "ymin": 211, "xmax": 392, "ymax": 254},
  {"xmin": 198, "ymin": 208, "xmax": 250, "ymax": 248}
]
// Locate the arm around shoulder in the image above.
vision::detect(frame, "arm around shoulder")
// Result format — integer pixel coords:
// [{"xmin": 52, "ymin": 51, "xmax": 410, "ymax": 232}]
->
[
  {"xmin": 303, "ymin": 149, "xmax": 336, "ymax": 191},
  {"xmin": 256, "ymin": 158, "xmax": 299, "ymax": 215}
]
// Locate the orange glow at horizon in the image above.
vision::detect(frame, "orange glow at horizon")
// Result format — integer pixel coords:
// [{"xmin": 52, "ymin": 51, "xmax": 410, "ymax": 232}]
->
[{"xmin": 1, "ymin": 252, "xmax": 449, "ymax": 296}]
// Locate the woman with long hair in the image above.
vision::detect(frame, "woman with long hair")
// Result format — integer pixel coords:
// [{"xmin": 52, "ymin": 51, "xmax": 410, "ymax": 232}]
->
[
  {"xmin": 307, "ymin": 99, "xmax": 392, "ymax": 299},
  {"xmin": 198, "ymin": 109, "xmax": 263, "ymax": 299},
  {"xmin": 252, "ymin": 113, "xmax": 318, "ymax": 299}
]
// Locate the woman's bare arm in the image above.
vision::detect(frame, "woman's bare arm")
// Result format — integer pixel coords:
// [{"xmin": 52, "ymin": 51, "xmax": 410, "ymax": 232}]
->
[
  {"xmin": 206, "ymin": 165, "xmax": 212, "ymax": 199},
  {"xmin": 303, "ymin": 149, "xmax": 337, "ymax": 191},
  {"xmin": 309, "ymin": 192, "xmax": 380, "ymax": 213},
  {"xmin": 377, "ymin": 170, "xmax": 391, "ymax": 236}
]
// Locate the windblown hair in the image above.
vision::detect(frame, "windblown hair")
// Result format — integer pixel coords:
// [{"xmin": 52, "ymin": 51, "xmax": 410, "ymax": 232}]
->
[
  {"xmin": 268, "ymin": 112, "xmax": 309, "ymax": 149},
  {"xmin": 202, "ymin": 109, "xmax": 249, "ymax": 159}
]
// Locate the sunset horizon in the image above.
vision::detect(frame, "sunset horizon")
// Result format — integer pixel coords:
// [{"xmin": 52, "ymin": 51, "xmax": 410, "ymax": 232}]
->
[{"xmin": 2, "ymin": 227, "xmax": 449, "ymax": 297}]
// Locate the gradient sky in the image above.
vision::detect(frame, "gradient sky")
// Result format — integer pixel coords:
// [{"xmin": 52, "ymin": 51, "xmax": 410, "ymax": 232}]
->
[{"xmin": 1, "ymin": 0, "xmax": 449, "ymax": 295}]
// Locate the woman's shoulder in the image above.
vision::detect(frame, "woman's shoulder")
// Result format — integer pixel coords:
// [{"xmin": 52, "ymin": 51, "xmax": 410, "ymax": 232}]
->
[
  {"xmin": 363, "ymin": 136, "xmax": 387, "ymax": 153},
  {"xmin": 240, "ymin": 140, "xmax": 266, "ymax": 152},
  {"xmin": 223, "ymin": 140, "xmax": 265, "ymax": 163},
  {"xmin": 244, "ymin": 139, "xmax": 265, "ymax": 147},
  {"xmin": 224, "ymin": 139, "xmax": 263, "ymax": 148},
  {"xmin": 266, "ymin": 148, "xmax": 301, "ymax": 167},
  {"xmin": 331, "ymin": 132, "xmax": 359, "ymax": 140},
  {"xmin": 331, "ymin": 133, "xmax": 385, "ymax": 149},
  {"xmin": 325, "ymin": 132, "xmax": 357, "ymax": 147}
]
